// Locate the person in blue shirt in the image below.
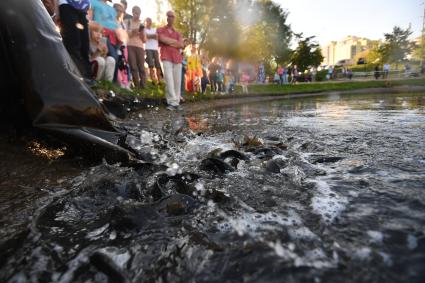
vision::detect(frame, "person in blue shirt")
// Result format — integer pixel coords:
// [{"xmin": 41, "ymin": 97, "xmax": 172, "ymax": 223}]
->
[{"xmin": 90, "ymin": 0, "xmax": 117, "ymax": 30}]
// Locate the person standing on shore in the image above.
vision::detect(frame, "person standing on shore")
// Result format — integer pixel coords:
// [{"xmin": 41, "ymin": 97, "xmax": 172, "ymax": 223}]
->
[
  {"xmin": 383, "ymin": 63, "xmax": 390, "ymax": 79},
  {"xmin": 57, "ymin": 0, "xmax": 94, "ymax": 85},
  {"xmin": 126, "ymin": 6, "xmax": 147, "ymax": 89},
  {"xmin": 374, "ymin": 65, "xmax": 380, "ymax": 80},
  {"xmin": 144, "ymin": 17, "xmax": 163, "ymax": 85},
  {"xmin": 157, "ymin": 10, "xmax": 184, "ymax": 110},
  {"xmin": 120, "ymin": 0, "xmax": 132, "ymax": 20}
]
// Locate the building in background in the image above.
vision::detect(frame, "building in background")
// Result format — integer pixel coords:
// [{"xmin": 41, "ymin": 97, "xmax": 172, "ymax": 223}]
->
[{"xmin": 322, "ymin": 36, "xmax": 376, "ymax": 66}]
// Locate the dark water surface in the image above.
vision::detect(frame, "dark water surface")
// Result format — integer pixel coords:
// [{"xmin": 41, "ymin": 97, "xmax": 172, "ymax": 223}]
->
[{"xmin": 1, "ymin": 92, "xmax": 424, "ymax": 282}]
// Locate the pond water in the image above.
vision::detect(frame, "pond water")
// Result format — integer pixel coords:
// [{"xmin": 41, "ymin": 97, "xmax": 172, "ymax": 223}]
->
[{"xmin": 1, "ymin": 92, "xmax": 424, "ymax": 283}]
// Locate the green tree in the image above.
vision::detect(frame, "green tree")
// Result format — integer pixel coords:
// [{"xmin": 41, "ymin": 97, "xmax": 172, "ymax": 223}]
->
[
  {"xmin": 168, "ymin": 0, "xmax": 214, "ymax": 44},
  {"xmin": 353, "ymin": 40, "xmax": 381, "ymax": 65},
  {"xmin": 379, "ymin": 26, "xmax": 416, "ymax": 69},
  {"xmin": 256, "ymin": 0, "xmax": 292, "ymax": 64},
  {"xmin": 203, "ymin": 0, "xmax": 241, "ymax": 57},
  {"xmin": 168, "ymin": 0, "xmax": 292, "ymax": 64},
  {"xmin": 290, "ymin": 36, "xmax": 323, "ymax": 72},
  {"xmin": 235, "ymin": 0, "xmax": 292, "ymax": 63},
  {"xmin": 168, "ymin": 0, "xmax": 240, "ymax": 52}
]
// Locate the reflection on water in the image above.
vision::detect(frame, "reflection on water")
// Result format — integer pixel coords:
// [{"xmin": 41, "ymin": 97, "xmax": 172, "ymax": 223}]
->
[{"xmin": 1, "ymin": 92, "xmax": 425, "ymax": 282}]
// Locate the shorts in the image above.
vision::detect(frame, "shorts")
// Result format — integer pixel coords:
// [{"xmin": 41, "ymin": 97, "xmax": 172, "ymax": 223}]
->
[{"xmin": 145, "ymin": 49, "xmax": 161, "ymax": 69}]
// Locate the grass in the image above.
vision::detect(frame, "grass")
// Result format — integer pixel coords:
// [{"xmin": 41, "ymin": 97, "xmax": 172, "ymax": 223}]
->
[
  {"xmin": 93, "ymin": 80, "xmax": 230, "ymax": 102},
  {"xmin": 94, "ymin": 80, "xmax": 166, "ymax": 98},
  {"xmin": 244, "ymin": 79, "xmax": 425, "ymax": 96},
  {"xmin": 93, "ymin": 78, "xmax": 425, "ymax": 103}
]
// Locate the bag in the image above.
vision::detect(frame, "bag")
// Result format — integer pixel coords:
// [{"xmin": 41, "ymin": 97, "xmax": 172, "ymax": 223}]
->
[
  {"xmin": 117, "ymin": 57, "xmax": 126, "ymax": 70},
  {"xmin": 117, "ymin": 46, "xmax": 128, "ymax": 71},
  {"xmin": 66, "ymin": 0, "xmax": 90, "ymax": 11}
]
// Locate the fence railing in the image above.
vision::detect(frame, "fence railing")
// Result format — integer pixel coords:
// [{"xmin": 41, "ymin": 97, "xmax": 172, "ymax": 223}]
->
[{"xmin": 341, "ymin": 70, "xmax": 420, "ymax": 80}]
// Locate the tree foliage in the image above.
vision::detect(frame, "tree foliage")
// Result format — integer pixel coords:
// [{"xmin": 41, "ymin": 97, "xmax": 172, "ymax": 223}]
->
[
  {"xmin": 168, "ymin": 0, "xmax": 292, "ymax": 63},
  {"xmin": 255, "ymin": 0, "xmax": 292, "ymax": 63},
  {"xmin": 290, "ymin": 36, "xmax": 323, "ymax": 72},
  {"xmin": 353, "ymin": 40, "xmax": 381, "ymax": 65},
  {"xmin": 168, "ymin": 0, "xmax": 215, "ymax": 45},
  {"xmin": 203, "ymin": 0, "xmax": 241, "ymax": 58},
  {"xmin": 379, "ymin": 26, "xmax": 416, "ymax": 65}
]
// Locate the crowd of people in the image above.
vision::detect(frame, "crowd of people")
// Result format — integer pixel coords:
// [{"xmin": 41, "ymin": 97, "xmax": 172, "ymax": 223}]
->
[
  {"xmin": 41, "ymin": 0, "xmax": 257, "ymax": 111},
  {"xmin": 48, "ymin": 0, "xmax": 407, "ymax": 110},
  {"xmin": 269, "ymin": 65, "xmax": 320, "ymax": 84},
  {"xmin": 39, "ymin": 0, "xmax": 425, "ymax": 112}
]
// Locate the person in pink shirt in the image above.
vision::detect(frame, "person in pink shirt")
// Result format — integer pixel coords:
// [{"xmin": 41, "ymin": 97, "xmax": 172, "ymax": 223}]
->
[
  {"xmin": 240, "ymin": 71, "xmax": 250, "ymax": 94},
  {"xmin": 157, "ymin": 10, "xmax": 185, "ymax": 110}
]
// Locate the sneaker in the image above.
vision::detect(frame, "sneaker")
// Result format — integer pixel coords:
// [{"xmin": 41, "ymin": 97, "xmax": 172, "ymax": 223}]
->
[{"xmin": 166, "ymin": 105, "xmax": 176, "ymax": 111}]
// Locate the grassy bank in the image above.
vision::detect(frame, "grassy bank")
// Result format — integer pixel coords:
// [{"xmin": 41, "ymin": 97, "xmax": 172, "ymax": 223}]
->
[
  {"xmin": 246, "ymin": 79, "xmax": 425, "ymax": 95},
  {"xmin": 94, "ymin": 78, "xmax": 425, "ymax": 102}
]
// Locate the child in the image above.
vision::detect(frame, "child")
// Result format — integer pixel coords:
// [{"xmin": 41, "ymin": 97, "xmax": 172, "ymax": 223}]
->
[
  {"xmin": 216, "ymin": 67, "xmax": 225, "ymax": 94},
  {"xmin": 89, "ymin": 22, "xmax": 116, "ymax": 81},
  {"xmin": 273, "ymin": 72, "xmax": 280, "ymax": 84},
  {"xmin": 186, "ymin": 44, "xmax": 203, "ymax": 93},
  {"xmin": 201, "ymin": 63, "xmax": 209, "ymax": 94},
  {"xmin": 240, "ymin": 71, "xmax": 250, "ymax": 94},
  {"xmin": 224, "ymin": 69, "xmax": 235, "ymax": 94}
]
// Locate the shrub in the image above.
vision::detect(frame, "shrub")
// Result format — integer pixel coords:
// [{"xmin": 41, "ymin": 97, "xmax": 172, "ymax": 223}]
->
[{"xmin": 315, "ymin": 69, "xmax": 328, "ymax": 81}]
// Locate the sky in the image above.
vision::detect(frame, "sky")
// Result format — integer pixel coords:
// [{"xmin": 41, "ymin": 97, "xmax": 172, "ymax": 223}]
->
[
  {"xmin": 117, "ymin": 0, "xmax": 422, "ymax": 46},
  {"xmin": 114, "ymin": 0, "xmax": 169, "ymax": 23},
  {"xmin": 276, "ymin": 0, "xmax": 422, "ymax": 46}
]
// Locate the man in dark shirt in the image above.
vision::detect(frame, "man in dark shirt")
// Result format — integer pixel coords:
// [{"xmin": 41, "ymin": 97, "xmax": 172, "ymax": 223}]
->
[
  {"xmin": 120, "ymin": 0, "xmax": 133, "ymax": 20},
  {"xmin": 208, "ymin": 58, "xmax": 220, "ymax": 93}
]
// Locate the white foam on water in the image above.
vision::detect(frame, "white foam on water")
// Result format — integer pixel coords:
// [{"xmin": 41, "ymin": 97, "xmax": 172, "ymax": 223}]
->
[
  {"xmin": 165, "ymin": 162, "xmax": 181, "ymax": 176},
  {"xmin": 54, "ymin": 203, "xmax": 80, "ymax": 222},
  {"xmin": 367, "ymin": 230, "xmax": 384, "ymax": 244},
  {"xmin": 139, "ymin": 130, "xmax": 161, "ymax": 146},
  {"xmin": 288, "ymin": 226, "xmax": 318, "ymax": 241},
  {"xmin": 86, "ymin": 224, "xmax": 109, "ymax": 239},
  {"xmin": 217, "ymin": 209, "xmax": 302, "ymax": 237},
  {"xmin": 407, "ymin": 234, "xmax": 418, "ymax": 250},
  {"xmin": 109, "ymin": 230, "xmax": 117, "ymax": 240},
  {"xmin": 229, "ymin": 160, "xmax": 249, "ymax": 177},
  {"xmin": 281, "ymin": 165, "xmax": 306, "ymax": 186},
  {"xmin": 194, "ymin": 181, "xmax": 205, "ymax": 193},
  {"xmin": 216, "ymin": 208, "xmax": 320, "ymax": 243},
  {"xmin": 299, "ymin": 248, "xmax": 335, "ymax": 269},
  {"xmin": 311, "ymin": 180, "xmax": 348, "ymax": 224},
  {"xmin": 183, "ymin": 240, "xmax": 215, "ymax": 275},
  {"xmin": 268, "ymin": 241, "xmax": 336, "ymax": 269},
  {"xmin": 272, "ymin": 154, "xmax": 288, "ymax": 161},
  {"xmin": 58, "ymin": 249, "xmax": 90, "ymax": 283},
  {"xmin": 268, "ymin": 240, "xmax": 297, "ymax": 259},
  {"xmin": 379, "ymin": 252, "xmax": 393, "ymax": 267},
  {"xmin": 178, "ymin": 134, "xmax": 234, "ymax": 161},
  {"xmin": 97, "ymin": 247, "xmax": 131, "ymax": 269},
  {"xmin": 353, "ymin": 247, "xmax": 372, "ymax": 261}
]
